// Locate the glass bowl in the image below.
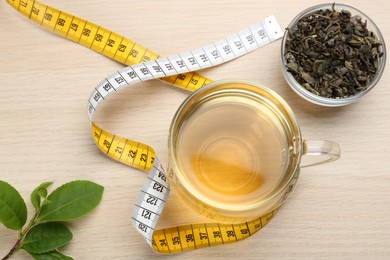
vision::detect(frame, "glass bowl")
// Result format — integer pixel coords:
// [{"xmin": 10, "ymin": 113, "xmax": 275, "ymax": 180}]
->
[{"xmin": 280, "ymin": 3, "xmax": 386, "ymax": 106}]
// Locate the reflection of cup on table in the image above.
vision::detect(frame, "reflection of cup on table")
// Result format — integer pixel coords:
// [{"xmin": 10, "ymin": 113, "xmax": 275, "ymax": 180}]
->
[{"xmin": 168, "ymin": 80, "xmax": 340, "ymax": 223}]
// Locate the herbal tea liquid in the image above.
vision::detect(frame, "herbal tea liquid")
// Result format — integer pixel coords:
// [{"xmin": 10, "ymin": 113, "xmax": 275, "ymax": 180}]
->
[{"xmin": 176, "ymin": 88, "xmax": 290, "ymax": 208}]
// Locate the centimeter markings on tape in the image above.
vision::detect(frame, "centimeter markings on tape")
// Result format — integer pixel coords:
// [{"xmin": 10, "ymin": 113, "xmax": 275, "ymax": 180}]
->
[
  {"xmin": 7, "ymin": 0, "xmax": 212, "ymax": 91},
  {"xmin": 86, "ymin": 15, "xmax": 283, "ymax": 121},
  {"xmin": 5, "ymin": 0, "xmax": 296, "ymax": 254}
]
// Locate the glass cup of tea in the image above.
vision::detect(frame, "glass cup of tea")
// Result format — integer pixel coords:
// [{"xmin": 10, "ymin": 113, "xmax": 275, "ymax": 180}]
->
[{"xmin": 168, "ymin": 80, "xmax": 340, "ymax": 223}]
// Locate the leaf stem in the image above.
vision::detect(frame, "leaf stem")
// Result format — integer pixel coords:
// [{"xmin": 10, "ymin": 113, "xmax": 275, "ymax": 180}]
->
[
  {"xmin": 2, "ymin": 209, "xmax": 41, "ymax": 259},
  {"xmin": 1, "ymin": 237, "xmax": 22, "ymax": 260}
]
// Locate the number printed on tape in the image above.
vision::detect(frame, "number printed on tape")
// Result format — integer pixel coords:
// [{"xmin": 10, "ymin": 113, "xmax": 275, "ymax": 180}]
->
[{"xmin": 5, "ymin": 0, "xmax": 291, "ymax": 254}]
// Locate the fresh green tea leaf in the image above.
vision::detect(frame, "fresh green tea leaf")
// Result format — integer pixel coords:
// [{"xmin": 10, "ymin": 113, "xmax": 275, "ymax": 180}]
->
[
  {"xmin": 30, "ymin": 250, "xmax": 73, "ymax": 260},
  {"xmin": 36, "ymin": 188, "xmax": 47, "ymax": 198},
  {"xmin": 42, "ymin": 199, "xmax": 52, "ymax": 206},
  {"xmin": 38, "ymin": 180, "xmax": 104, "ymax": 221},
  {"xmin": 0, "ymin": 180, "xmax": 27, "ymax": 230},
  {"xmin": 22, "ymin": 222, "xmax": 72, "ymax": 254},
  {"xmin": 31, "ymin": 194, "xmax": 40, "ymax": 211},
  {"xmin": 31, "ymin": 182, "xmax": 53, "ymax": 210}
]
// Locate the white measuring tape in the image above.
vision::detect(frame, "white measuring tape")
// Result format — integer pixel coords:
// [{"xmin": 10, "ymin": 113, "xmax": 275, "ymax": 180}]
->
[{"xmin": 87, "ymin": 15, "xmax": 284, "ymax": 247}]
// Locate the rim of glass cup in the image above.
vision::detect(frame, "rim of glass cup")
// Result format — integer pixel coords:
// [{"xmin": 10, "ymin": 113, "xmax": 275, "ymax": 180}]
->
[
  {"xmin": 168, "ymin": 79, "xmax": 302, "ymax": 212},
  {"xmin": 280, "ymin": 3, "xmax": 387, "ymax": 107}
]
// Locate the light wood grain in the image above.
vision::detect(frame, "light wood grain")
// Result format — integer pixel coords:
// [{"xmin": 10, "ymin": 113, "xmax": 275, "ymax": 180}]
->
[{"xmin": 0, "ymin": 0, "xmax": 389, "ymax": 259}]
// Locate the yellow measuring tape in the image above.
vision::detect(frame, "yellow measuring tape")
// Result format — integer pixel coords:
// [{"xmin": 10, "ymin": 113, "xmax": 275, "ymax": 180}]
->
[{"xmin": 6, "ymin": 0, "xmax": 292, "ymax": 253}]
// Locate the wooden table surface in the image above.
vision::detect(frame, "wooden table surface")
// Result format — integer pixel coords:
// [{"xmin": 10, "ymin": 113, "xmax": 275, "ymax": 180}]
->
[{"xmin": 1, "ymin": 0, "xmax": 389, "ymax": 259}]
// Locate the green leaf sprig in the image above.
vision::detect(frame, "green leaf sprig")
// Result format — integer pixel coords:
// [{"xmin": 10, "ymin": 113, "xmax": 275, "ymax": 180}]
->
[{"xmin": 0, "ymin": 180, "xmax": 104, "ymax": 259}]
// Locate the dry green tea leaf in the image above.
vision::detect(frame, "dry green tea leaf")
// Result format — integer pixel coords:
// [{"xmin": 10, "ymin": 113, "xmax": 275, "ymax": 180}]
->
[{"xmin": 284, "ymin": 5, "xmax": 383, "ymax": 98}]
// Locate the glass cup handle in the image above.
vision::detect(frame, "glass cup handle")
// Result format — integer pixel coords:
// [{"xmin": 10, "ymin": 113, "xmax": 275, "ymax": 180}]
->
[{"xmin": 301, "ymin": 140, "xmax": 341, "ymax": 168}]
